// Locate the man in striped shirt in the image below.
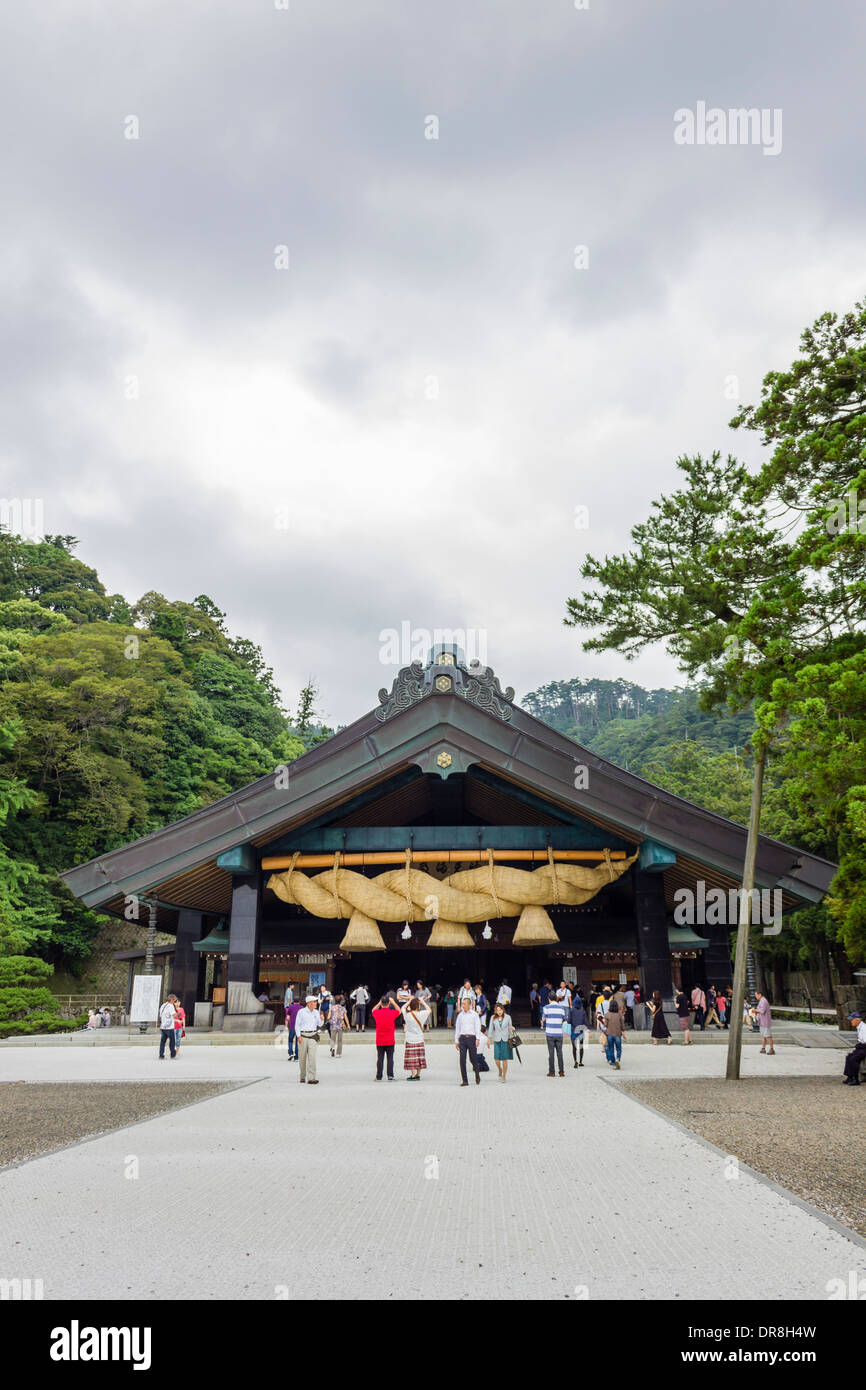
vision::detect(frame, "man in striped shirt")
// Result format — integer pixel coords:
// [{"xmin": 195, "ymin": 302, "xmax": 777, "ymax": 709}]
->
[{"xmin": 542, "ymin": 997, "xmax": 569, "ymax": 1077}]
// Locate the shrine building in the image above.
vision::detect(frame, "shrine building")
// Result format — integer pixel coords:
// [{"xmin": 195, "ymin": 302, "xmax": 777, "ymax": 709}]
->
[{"xmin": 61, "ymin": 646, "xmax": 836, "ymax": 1028}]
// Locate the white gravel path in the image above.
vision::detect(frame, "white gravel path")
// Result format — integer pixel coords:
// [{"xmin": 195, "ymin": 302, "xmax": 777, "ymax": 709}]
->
[{"xmin": 0, "ymin": 1039, "xmax": 863, "ymax": 1300}]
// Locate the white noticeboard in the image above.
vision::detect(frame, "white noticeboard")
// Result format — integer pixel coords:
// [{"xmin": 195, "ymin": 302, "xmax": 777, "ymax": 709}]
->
[
  {"xmin": 563, "ymin": 966, "xmax": 577, "ymax": 985},
  {"xmin": 130, "ymin": 974, "xmax": 163, "ymax": 1024}
]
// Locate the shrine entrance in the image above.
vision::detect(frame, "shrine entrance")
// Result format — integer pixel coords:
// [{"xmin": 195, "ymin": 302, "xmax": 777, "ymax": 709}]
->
[{"xmin": 333, "ymin": 948, "xmax": 538, "ymax": 1012}]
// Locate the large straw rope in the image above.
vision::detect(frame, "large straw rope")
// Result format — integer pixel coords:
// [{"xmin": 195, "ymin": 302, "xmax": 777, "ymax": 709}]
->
[{"xmin": 267, "ymin": 852, "xmax": 637, "ymax": 923}]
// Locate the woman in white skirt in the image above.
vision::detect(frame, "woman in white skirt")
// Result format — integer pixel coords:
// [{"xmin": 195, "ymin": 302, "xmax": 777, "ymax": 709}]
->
[{"xmin": 401, "ymin": 996, "xmax": 431, "ymax": 1079}]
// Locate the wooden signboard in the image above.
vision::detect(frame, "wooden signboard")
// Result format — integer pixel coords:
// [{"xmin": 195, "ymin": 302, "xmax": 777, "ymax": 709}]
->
[{"xmin": 130, "ymin": 973, "xmax": 163, "ymax": 1024}]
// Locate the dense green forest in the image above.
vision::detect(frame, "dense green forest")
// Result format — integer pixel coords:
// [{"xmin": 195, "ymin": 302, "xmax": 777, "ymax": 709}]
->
[
  {"xmin": 0, "ymin": 532, "xmax": 331, "ymax": 1032},
  {"xmin": 523, "ymin": 678, "xmax": 755, "ymax": 764},
  {"xmin": 522, "ymin": 677, "xmax": 797, "ymax": 841}
]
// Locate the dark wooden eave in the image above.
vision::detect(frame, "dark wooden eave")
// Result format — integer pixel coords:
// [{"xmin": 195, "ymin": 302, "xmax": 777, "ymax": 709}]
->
[{"xmin": 61, "ymin": 688, "xmax": 837, "ymax": 921}]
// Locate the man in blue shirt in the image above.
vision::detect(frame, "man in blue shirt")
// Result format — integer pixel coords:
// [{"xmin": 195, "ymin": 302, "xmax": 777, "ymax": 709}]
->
[{"xmin": 542, "ymin": 996, "xmax": 569, "ymax": 1077}]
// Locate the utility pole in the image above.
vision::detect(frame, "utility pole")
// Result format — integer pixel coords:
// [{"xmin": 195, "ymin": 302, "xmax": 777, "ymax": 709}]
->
[{"xmin": 726, "ymin": 747, "xmax": 766, "ymax": 1080}]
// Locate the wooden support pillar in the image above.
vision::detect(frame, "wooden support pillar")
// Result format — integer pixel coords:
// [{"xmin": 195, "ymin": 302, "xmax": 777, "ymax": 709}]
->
[
  {"xmin": 225, "ymin": 872, "xmax": 269, "ymax": 1032},
  {"xmin": 634, "ymin": 867, "xmax": 673, "ymax": 1009},
  {"xmin": 172, "ymin": 910, "xmax": 205, "ymax": 1022}
]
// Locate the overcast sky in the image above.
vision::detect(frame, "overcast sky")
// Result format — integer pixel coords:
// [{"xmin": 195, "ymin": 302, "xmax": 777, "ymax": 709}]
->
[{"xmin": 3, "ymin": 0, "xmax": 864, "ymax": 725}]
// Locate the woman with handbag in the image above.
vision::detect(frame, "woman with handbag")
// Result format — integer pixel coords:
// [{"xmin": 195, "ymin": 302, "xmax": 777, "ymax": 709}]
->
[
  {"xmin": 603, "ymin": 998, "xmax": 624, "ymax": 1068},
  {"xmin": 487, "ymin": 1001, "xmax": 514, "ymax": 1081},
  {"xmin": 400, "ymin": 996, "xmax": 431, "ymax": 1079},
  {"xmin": 329, "ymin": 993, "xmax": 350, "ymax": 1057}
]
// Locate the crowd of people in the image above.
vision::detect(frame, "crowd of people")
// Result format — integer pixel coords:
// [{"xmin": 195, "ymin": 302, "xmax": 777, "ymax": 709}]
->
[
  {"xmin": 85, "ymin": 1006, "xmax": 113, "ymax": 1030},
  {"xmin": 281, "ymin": 978, "xmax": 493, "ymax": 1040},
  {"xmin": 152, "ymin": 976, "xmax": 866, "ymax": 1087},
  {"xmin": 279, "ymin": 978, "xmax": 632, "ymax": 1084},
  {"xmin": 277, "ymin": 977, "xmax": 750, "ymax": 1076}
]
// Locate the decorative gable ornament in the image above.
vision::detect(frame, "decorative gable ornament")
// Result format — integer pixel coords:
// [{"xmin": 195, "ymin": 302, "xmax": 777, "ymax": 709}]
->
[{"xmin": 375, "ymin": 651, "xmax": 514, "ymax": 723}]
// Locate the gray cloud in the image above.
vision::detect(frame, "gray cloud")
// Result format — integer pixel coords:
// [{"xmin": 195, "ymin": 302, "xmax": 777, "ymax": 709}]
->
[{"xmin": 2, "ymin": 0, "xmax": 864, "ymax": 722}]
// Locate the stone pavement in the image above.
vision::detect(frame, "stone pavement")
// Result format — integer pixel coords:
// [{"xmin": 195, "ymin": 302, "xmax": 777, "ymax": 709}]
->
[{"xmin": 0, "ymin": 1037, "xmax": 863, "ymax": 1301}]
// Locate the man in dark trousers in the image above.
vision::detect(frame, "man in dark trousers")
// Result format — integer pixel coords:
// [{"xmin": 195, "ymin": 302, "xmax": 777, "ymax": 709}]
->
[
  {"xmin": 372, "ymin": 993, "xmax": 401, "ymax": 1080},
  {"xmin": 454, "ymin": 996, "xmax": 484, "ymax": 1085},
  {"xmin": 843, "ymin": 1010, "xmax": 866, "ymax": 1086},
  {"xmin": 541, "ymin": 993, "xmax": 569, "ymax": 1077}
]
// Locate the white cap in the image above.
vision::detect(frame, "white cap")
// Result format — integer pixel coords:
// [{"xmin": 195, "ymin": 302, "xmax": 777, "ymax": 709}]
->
[{"xmin": 305, "ymin": 995, "xmax": 317, "ymax": 1003}]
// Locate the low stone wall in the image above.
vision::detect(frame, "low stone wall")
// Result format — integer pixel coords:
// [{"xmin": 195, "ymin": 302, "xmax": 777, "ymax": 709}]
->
[
  {"xmin": 833, "ymin": 984, "xmax": 866, "ymax": 1030},
  {"xmin": 69, "ymin": 919, "xmax": 175, "ymax": 998}
]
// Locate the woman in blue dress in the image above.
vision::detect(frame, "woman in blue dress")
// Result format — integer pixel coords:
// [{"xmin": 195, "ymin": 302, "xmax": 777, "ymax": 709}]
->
[{"xmin": 487, "ymin": 1001, "xmax": 514, "ymax": 1082}]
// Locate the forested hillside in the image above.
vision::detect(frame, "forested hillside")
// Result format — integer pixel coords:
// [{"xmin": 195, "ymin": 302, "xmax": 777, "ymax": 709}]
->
[
  {"xmin": 0, "ymin": 531, "xmax": 326, "ymax": 997},
  {"xmin": 522, "ymin": 678, "xmax": 764, "ymax": 819},
  {"xmin": 523, "ymin": 678, "xmax": 755, "ymax": 761}
]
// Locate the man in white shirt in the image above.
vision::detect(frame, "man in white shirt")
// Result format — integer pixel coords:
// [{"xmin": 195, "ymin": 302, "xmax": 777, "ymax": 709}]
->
[
  {"xmin": 350, "ymin": 984, "xmax": 370, "ymax": 1031},
  {"xmin": 158, "ymin": 995, "xmax": 178, "ymax": 1059},
  {"xmin": 496, "ymin": 980, "xmax": 512, "ymax": 1006},
  {"xmin": 454, "ymin": 997, "xmax": 484, "ymax": 1086},
  {"xmin": 457, "ymin": 978, "xmax": 475, "ymax": 1008},
  {"xmin": 624, "ymin": 986, "xmax": 636, "ymax": 1028},
  {"xmin": 843, "ymin": 1010, "xmax": 866, "ymax": 1086},
  {"xmin": 295, "ymin": 995, "xmax": 324, "ymax": 1084}
]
